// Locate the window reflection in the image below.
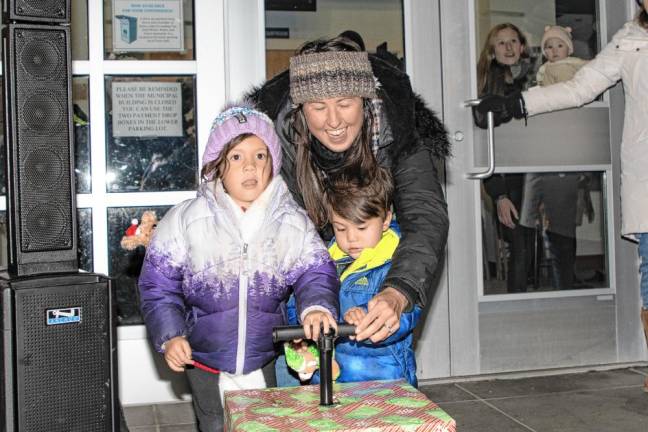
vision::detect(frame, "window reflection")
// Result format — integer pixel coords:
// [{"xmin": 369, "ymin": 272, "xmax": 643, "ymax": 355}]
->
[
  {"xmin": 104, "ymin": 76, "xmax": 197, "ymax": 192},
  {"xmin": 264, "ymin": 0, "xmax": 404, "ymax": 79},
  {"xmin": 103, "ymin": 0, "xmax": 195, "ymax": 60},
  {"xmin": 482, "ymin": 171, "xmax": 608, "ymax": 294},
  {"xmin": 0, "ymin": 86, "xmax": 4, "ymax": 196},
  {"xmin": 71, "ymin": 0, "xmax": 89, "ymax": 60},
  {"xmin": 73, "ymin": 76, "xmax": 91, "ymax": 193},
  {"xmin": 108, "ymin": 206, "xmax": 171, "ymax": 325},
  {"xmin": 78, "ymin": 208, "xmax": 93, "ymax": 272},
  {"xmin": 0, "ymin": 212, "xmax": 6, "ymax": 268}
]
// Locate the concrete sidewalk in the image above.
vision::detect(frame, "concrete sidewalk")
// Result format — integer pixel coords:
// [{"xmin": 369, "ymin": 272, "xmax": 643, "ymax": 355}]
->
[{"xmin": 124, "ymin": 366, "xmax": 648, "ymax": 431}]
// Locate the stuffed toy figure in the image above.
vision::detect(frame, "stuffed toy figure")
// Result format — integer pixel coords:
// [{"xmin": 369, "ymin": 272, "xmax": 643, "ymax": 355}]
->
[
  {"xmin": 120, "ymin": 210, "xmax": 158, "ymax": 250},
  {"xmin": 284, "ymin": 341, "xmax": 340, "ymax": 381}
]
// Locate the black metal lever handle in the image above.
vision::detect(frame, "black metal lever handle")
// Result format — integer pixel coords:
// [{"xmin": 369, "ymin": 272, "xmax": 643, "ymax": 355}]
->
[{"xmin": 273, "ymin": 323, "xmax": 356, "ymax": 343}]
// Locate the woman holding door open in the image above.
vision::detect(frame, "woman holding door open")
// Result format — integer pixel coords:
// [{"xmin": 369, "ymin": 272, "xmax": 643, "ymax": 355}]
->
[{"xmin": 475, "ymin": 0, "xmax": 648, "ymax": 391}]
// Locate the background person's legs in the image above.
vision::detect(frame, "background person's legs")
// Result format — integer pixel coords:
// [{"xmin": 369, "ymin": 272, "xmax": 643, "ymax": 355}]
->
[
  {"xmin": 506, "ymin": 225, "xmax": 535, "ymax": 293},
  {"xmin": 547, "ymin": 231, "xmax": 576, "ymax": 290},
  {"xmin": 639, "ymin": 233, "xmax": 648, "ymax": 392}
]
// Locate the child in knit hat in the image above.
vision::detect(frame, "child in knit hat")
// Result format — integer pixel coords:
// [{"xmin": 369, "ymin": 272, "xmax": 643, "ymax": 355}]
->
[
  {"xmin": 536, "ymin": 25, "xmax": 588, "ymax": 86},
  {"xmin": 138, "ymin": 100, "xmax": 339, "ymax": 431}
]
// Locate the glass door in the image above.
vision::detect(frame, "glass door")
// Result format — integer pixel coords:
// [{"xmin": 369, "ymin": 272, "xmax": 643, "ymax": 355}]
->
[{"xmin": 436, "ymin": 0, "xmax": 642, "ymax": 376}]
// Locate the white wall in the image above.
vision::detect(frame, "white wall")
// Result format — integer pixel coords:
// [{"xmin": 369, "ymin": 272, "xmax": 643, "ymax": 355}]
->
[{"xmin": 118, "ymin": 326, "xmax": 191, "ymax": 405}]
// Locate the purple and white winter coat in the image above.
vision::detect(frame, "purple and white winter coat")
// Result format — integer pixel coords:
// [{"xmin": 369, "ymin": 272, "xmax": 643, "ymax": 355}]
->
[{"xmin": 138, "ymin": 176, "xmax": 339, "ymax": 374}]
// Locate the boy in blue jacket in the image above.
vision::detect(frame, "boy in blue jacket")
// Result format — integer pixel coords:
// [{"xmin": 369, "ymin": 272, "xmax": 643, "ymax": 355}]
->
[{"xmin": 287, "ymin": 168, "xmax": 421, "ymax": 386}]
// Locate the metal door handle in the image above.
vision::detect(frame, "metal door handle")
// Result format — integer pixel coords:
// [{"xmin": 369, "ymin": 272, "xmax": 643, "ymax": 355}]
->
[{"xmin": 463, "ymin": 98, "xmax": 495, "ymax": 180}]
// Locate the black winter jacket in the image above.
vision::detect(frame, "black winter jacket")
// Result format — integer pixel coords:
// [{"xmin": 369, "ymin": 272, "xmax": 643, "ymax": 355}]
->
[{"xmin": 246, "ymin": 55, "xmax": 450, "ymax": 309}]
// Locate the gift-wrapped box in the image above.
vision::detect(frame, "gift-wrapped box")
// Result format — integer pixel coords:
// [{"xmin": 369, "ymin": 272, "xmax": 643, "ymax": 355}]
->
[{"xmin": 224, "ymin": 379, "xmax": 456, "ymax": 431}]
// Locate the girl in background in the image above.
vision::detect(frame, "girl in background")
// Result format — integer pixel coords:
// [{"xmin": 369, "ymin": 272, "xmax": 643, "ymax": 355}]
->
[{"xmin": 475, "ymin": 23, "xmax": 536, "ymax": 293}]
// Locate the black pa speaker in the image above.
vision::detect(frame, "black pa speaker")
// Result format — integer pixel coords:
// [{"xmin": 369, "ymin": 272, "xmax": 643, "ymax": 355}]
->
[
  {"xmin": 3, "ymin": 23, "xmax": 77, "ymax": 276},
  {"xmin": 3, "ymin": 0, "xmax": 71, "ymax": 24},
  {"xmin": 0, "ymin": 272, "xmax": 118, "ymax": 432}
]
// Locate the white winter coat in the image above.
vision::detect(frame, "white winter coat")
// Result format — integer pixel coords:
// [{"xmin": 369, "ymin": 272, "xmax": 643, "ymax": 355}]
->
[{"xmin": 524, "ymin": 21, "xmax": 648, "ymax": 236}]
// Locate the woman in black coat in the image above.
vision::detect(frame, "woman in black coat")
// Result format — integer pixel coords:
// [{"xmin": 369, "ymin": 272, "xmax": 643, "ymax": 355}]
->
[{"xmin": 248, "ymin": 35, "xmax": 450, "ymax": 343}]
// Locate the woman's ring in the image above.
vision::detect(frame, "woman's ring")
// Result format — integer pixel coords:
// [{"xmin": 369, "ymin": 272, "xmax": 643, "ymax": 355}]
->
[{"xmin": 384, "ymin": 324, "xmax": 393, "ymax": 333}]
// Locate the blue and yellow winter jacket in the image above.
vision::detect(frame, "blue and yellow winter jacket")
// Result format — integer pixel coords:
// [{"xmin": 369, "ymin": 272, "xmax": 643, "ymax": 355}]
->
[{"xmin": 327, "ymin": 221, "xmax": 421, "ymax": 387}]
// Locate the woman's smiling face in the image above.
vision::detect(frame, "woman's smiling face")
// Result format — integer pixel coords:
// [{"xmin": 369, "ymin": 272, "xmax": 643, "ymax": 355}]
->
[
  {"xmin": 492, "ymin": 27, "xmax": 524, "ymax": 65},
  {"xmin": 302, "ymin": 96, "xmax": 364, "ymax": 153}
]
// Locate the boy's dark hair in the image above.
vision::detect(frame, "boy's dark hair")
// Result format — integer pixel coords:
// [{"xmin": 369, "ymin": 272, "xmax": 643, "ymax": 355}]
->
[
  {"xmin": 325, "ymin": 167, "xmax": 393, "ymax": 225},
  {"xmin": 201, "ymin": 133, "xmax": 273, "ymax": 181}
]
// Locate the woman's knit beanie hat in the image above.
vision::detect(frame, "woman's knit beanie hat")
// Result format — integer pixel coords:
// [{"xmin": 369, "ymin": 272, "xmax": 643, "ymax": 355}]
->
[
  {"xmin": 202, "ymin": 101, "xmax": 282, "ymax": 179},
  {"xmin": 541, "ymin": 25, "xmax": 574, "ymax": 56},
  {"xmin": 289, "ymin": 51, "xmax": 377, "ymax": 104}
]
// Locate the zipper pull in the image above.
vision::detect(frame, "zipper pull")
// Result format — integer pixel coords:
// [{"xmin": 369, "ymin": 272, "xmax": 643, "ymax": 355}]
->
[{"xmin": 242, "ymin": 243, "xmax": 249, "ymax": 273}]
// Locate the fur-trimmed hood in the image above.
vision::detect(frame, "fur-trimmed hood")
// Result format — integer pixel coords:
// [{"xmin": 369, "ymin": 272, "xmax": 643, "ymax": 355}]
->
[{"xmin": 246, "ymin": 54, "xmax": 450, "ymax": 161}]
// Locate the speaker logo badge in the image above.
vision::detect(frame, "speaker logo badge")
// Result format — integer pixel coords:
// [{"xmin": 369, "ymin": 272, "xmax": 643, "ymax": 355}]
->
[{"xmin": 46, "ymin": 307, "xmax": 82, "ymax": 325}]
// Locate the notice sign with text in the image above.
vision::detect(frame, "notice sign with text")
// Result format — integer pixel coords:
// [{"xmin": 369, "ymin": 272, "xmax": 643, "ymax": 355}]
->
[
  {"xmin": 112, "ymin": 82, "xmax": 183, "ymax": 137},
  {"xmin": 112, "ymin": 0, "xmax": 184, "ymax": 52}
]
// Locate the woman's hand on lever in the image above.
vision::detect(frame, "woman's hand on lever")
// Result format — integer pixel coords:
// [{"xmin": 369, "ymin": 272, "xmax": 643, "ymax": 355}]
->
[{"xmin": 355, "ymin": 287, "xmax": 407, "ymax": 343}]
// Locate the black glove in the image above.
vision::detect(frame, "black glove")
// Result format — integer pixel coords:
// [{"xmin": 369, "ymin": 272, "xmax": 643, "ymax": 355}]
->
[
  {"xmin": 476, "ymin": 91, "xmax": 526, "ymax": 119},
  {"xmin": 475, "ymin": 94, "xmax": 508, "ymax": 114}
]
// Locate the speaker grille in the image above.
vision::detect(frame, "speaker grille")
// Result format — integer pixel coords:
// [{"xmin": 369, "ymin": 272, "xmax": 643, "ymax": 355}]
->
[
  {"xmin": 23, "ymin": 148, "xmax": 65, "ymax": 188},
  {"xmin": 15, "ymin": 283, "xmax": 112, "ymax": 432},
  {"xmin": 23, "ymin": 203, "xmax": 70, "ymax": 250},
  {"xmin": 19, "ymin": 37, "xmax": 64, "ymax": 80},
  {"xmin": 10, "ymin": 0, "xmax": 69, "ymax": 22},
  {"xmin": 21, "ymin": 90, "xmax": 65, "ymax": 134},
  {"xmin": 7, "ymin": 25, "xmax": 75, "ymax": 256}
]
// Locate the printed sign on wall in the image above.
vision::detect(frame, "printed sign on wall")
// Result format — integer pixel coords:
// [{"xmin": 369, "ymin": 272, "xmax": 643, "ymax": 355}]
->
[
  {"xmin": 112, "ymin": 0, "xmax": 184, "ymax": 52},
  {"xmin": 112, "ymin": 81, "xmax": 183, "ymax": 137}
]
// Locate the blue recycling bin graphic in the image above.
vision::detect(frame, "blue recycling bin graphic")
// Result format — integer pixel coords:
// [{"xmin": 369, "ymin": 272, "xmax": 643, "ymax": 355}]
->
[{"xmin": 116, "ymin": 15, "xmax": 138, "ymax": 44}]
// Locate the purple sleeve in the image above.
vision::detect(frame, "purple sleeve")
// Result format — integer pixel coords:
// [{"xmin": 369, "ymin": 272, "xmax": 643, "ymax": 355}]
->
[
  {"xmin": 138, "ymin": 246, "xmax": 188, "ymax": 352},
  {"xmin": 293, "ymin": 259, "xmax": 340, "ymax": 321}
]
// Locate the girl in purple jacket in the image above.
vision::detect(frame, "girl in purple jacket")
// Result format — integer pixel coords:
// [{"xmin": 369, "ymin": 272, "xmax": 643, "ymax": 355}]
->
[{"xmin": 138, "ymin": 101, "xmax": 339, "ymax": 431}]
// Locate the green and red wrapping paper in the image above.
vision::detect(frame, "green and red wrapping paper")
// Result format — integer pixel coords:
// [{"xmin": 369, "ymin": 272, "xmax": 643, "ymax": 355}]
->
[{"xmin": 224, "ymin": 379, "xmax": 456, "ymax": 432}]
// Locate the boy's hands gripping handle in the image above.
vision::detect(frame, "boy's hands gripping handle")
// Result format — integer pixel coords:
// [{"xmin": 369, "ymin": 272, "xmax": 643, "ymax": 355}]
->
[{"xmin": 272, "ymin": 324, "xmax": 356, "ymax": 343}]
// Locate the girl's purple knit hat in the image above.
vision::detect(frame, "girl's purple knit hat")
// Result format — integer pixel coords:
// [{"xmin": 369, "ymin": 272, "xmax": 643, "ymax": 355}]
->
[{"xmin": 202, "ymin": 101, "xmax": 282, "ymax": 179}]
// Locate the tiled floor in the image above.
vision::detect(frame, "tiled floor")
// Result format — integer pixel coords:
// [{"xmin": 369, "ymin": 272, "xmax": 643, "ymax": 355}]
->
[
  {"xmin": 124, "ymin": 402, "xmax": 197, "ymax": 432},
  {"xmin": 419, "ymin": 366, "xmax": 648, "ymax": 432},
  {"xmin": 124, "ymin": 366, "xmax": 648, "ymax": 431}
]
